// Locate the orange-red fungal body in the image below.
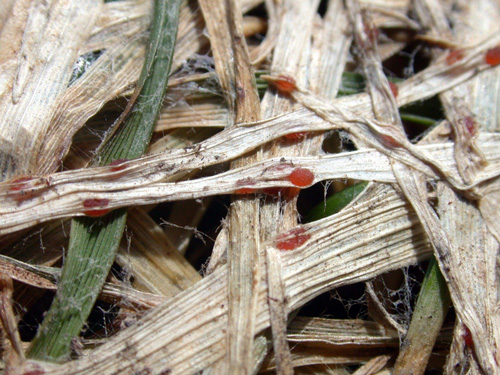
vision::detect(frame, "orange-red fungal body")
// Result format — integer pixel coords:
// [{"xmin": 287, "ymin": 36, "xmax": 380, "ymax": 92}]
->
[
  {"xmin": 446, "ymin": 49, "xmax": 465, "ymax": 65},
  {"xmin": 8, "ymin": 176, "xmax": 38, "ymax": 202},
  {"xmin": 262, "ymin": 187, "xmax": 285, "ymax": 197},
  {"xmin": 234, "ymin": 188, "xmax": 257, "ymax": 195},
  {"xmin": 463, "ymin": 325, "xmax": 474, "ymax": 348},
  {"xmin": 388, "ymin": 81, "xmax": 399, "ymax": 98},
  {"xmin": 23, "ymin": 371, "xmax": 45, "ymax": 375},
  {"xmin": 83, "ymin": 198, "xmax": 110, "ymax": 217},
  {"xmin": 283, "ymin": 187, "xmax": 301, "ymax": 200},
  {"xmin": 273, "ymin": 75, "xmax": 297, "ymax": 94},
  {"xmin": 276, "ymin": 227, "xmax": 311, "ymax": 251},
  {"xmin": 9, "ymin": 176, "xmax": 34, "ymax": 191},
  {"xmin": 261, "ymin": 187, "xmax": 300, "ymax": 201},
  {"xmin": 284, "ymin": 132, "xmax": 307, "ymax": 140},
  {"xmin": 485, "ymin": 46, "xmax": 500, "ymax": 67},
  {"xmin": 109, "ymin": 158, "xmax": 129, "ymax": 172},
  {"xmin": 381, "ymin": 134, "xmax": 401, "ymax": 148},
  {"xmin": 463, "ymin": 116, "xmax": 476, "ymax": 136},
  {"xmin": 288, "ymin": 168, "xmax": 314, "ymax": 187},
  {"xmin": 84, "ymin": 209, "xmax": 111, "ymax": 217},
  {"xmin": 363, "ymin": 23, "xmax": 379, "ymax": 44},
  {"xmin": 235, "ymin": 178, "xmax": 257, "ymax": 194}
]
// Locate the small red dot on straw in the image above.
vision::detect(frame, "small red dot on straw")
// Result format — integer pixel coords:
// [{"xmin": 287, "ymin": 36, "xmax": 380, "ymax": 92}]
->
[
  {"xmin": 446, "ymin": 49, "xmax": 465, "ymax": 65},
  {"xmin": 273, "ymin": 75, "xmax": 297, "ymax": 94},
  {"xmin": 284, "ymin": 132, "xmax": 307, "ymax": 140},
  {"xmin": 83, "ymin": 198, "xmax": 111, "ymax": 217},
  {"xmin": 276, "ymin": 227, "xmax": 310, "ymax": 251},
  {"xmin": 485, "ymin": 46, "xmax": 500, "ymax": 67},
  {"xmin": 389, "ymin": 81, "xmax": 399, "ymax": 98}
]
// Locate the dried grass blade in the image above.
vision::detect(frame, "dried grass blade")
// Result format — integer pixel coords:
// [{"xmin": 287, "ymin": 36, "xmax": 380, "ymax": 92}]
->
[
  {"xmin": 413, "ymin": 0, "xmax": 500, "ymax": 372},
  {"xmin": 0, "ymin": 274, "xmax": 25, "ymax": 372},
  {"xmin": 265, "ymin": 247, "xmax": 293, "ymax": 375},
  {"xmin": 295, "ymin": 364, "xmax": 351, "ymax": 375},
  {"xmin": 3, "ymin": 134, "xmax": 500, "ymax": 235},
  {"xmin": 352, "ymin": 355, "xmax": 392, "ymax": 375},
  {"xmin": 0, "ymin": 254, "xmax": 165, "ymax": 310},
  {"xmin": 437, "ymin": 182, "xmax": 500, "ymax": 373},
  {"xmin": 346, "ymin": 4, "xmax": 453, "ymax": 373},
  {"xmin": 198, "ymin": 0, "xmax": 264, "ymax": 372},
  {"xmin": 26, "ymin": 0, "xmax": 181, "ymax": 362},
  {"xmin": 22, "ymin": 181, "xmax": 430, "ymax": 374},
  {"xmin": 115, "ymin": 208, "xmax": 201, "ymax": 297},
  {"xmin": 286, "ymin": 316, "xmax": 398, "ymax": 348},
  {"xmin": 0, "ymin": 0, "xmax": 100, "ymax": 179}
]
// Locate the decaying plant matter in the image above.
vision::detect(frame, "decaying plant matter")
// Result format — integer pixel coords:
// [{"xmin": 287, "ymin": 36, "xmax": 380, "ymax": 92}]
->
[{"xmin": 1, "ymin": 0, "xmax": 500, "ymax": 374}]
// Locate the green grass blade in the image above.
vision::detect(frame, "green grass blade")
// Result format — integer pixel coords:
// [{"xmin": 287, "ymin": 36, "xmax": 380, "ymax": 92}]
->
[
  {"xmin": 338, "ymin": 71, "xmax": 367, "ymax": 95},
  {"xmin": 393, "ymin": 257, "xmax": 452, "ymax": 374},
  {"xmin": 399, "ymin": 112, "xmax": 437, "ymax": 127},
  {"xmin": 305, "ymin": 182, "xmax": 368, "ymax": 223},
  {"xmin": 26, "ymin": 0, "xmax": 181, "ymax": 362}
]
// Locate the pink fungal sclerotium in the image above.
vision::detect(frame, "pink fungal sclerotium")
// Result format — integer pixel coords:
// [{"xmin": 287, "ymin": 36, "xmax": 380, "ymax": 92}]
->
[
  {"xmin": 288, "ymin": 168, "xmax": 314, "ymax": 187},
  {"xmin": 82, "ymin": 198, "xmax": 111, "ymax": 217},
  {"xmin": 275, "ymin": 227, "xmax": 311, "ymax": 251}
]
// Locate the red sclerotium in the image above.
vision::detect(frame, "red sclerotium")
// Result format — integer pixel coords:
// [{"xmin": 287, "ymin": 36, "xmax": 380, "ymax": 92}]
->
[
  {"xmin": 288, "ymin": 168, "xmax": 314, "ymax": 187},
  {"xmin": 273, "ymin": 75, "xmax": 297, "ymax": 94},
  {"xmin": 462, "ymin": 325, "xmax": 474, "ymax": 348},
  {"xmin": 261, "ymin": 187, "xmax": 301, "ymax": 201},
  {"xmin": 9, "ymin": 176, "xmax": 34, "ymax": 192},
  {"xmin": 234, "ymin": 188, "xmax": 257, "ymax": 195},
  {"xmin": 234, "ymin": 178, "xmax": 257, "ymax": 195},
  {"xmin": 275, "ymin": 227, "xmax": 311, "ymax": 251},
  {"xmin": 284, "ymin": 132, "xmax": 307, "ymax": 140},
  {"xmin": 109, "ymin": 158, "xmax": 129, "ymax": 172},
  {"xmin": 485, "ymin": 46, "xmax": 500, "ymax": 67},
  {"xmin": 388, "ymin": 81, "xmax": 399, "ymax": 98},
  {"xmin": 463, "ymin": 116, "xmax": 476, "ymax": 136},
  {"xmin": 380, "ymin": 133, "xmax": 401, "ymax": 148},
  {"xmin": 262, "ymin": 187, "xmax": 285, "ymax": 197},
  {"xmin": 446, "ymin": 49, "xmax": 465, "ymax": 65},
  {"xmin": 283, "ymin": 187, "xmax": 301, "ymax": 200},
  {"xmin": 8, "ymin": 176, "xmax": 39, "ymax": 202},
  {"xmin": 23, "ymin": 370, "xmax": 45, "ymax": 375},
  {"xmin": 363, "ymin": 23, "xmax": 380, "ymax": 44},
  {"xmin": 23, "ymin": 362, "xmax": 45, "ymax": 375},
  {"xmin": 83, "ymin": 198, "xmax": 111, "ymax": 217}
]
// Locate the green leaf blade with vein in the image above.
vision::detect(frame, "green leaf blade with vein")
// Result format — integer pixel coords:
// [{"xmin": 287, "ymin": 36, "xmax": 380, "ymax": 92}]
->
[
  {"xmin": 26, "ymin": 0, "xmax": 181, "ymax": 362},
  {"xmin": 305, "ymin": 182, "xmax": 369, "ymax": 223}
]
